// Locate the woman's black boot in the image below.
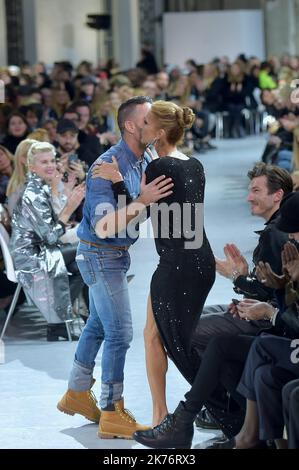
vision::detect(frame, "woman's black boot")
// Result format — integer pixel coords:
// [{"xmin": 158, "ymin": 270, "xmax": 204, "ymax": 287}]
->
[
  {"xmin": 133, "ymin": 402, "xmax": 195, "ymax": 449},
  {"xmin": 47, "ymin": 323, "xmax": 79, "ymax": 341}
]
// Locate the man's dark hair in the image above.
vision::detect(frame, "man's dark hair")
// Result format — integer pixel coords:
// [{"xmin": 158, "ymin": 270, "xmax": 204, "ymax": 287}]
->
[
  {"xmin": 72, "ymin": 100, "xmax": 91, "ymax": 110},
  {"xmin": 63, "ymin": 105, "xmax": 80, "ymax": 119},
  {"xmin": 248, "ymin": 163, "xmax": 293, "ymax": 196},
  {"xmin": 117, "ymin": 96, "xmax": 152, "ymax": 135}
]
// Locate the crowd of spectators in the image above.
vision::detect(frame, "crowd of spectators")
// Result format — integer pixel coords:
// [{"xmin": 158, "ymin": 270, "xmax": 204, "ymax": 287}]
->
[
  {"xmin": 0, "ymin": 51, "xmax": 299, "ymax": 447},
  {"xmin": 1, "ymin": 51, "xmax": 299, "ymax": 328}
]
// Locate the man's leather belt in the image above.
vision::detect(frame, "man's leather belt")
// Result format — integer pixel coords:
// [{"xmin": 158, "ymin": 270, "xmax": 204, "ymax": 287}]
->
[{"xmin": 80, "ymin": 239, "xmax": 129, "ymax": 251}]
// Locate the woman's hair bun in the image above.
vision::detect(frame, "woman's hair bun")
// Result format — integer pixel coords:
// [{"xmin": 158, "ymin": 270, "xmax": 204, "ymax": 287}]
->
[{"xmin": 177, "ymin": 107, "xmax": 195, "ymax": 129}]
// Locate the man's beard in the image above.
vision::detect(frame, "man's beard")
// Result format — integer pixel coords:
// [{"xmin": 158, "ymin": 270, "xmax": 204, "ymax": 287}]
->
[{"xmin": 60, "ymin": 145, "xmax": 75, "ymax": 153}]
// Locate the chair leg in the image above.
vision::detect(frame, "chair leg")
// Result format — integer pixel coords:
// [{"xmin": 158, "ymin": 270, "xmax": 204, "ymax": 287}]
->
[
  {"xmin": 0, "ymin": 283, "xmax": 22, "ymax": 341},
  {"xmin": 64, "ymin": 319, "xmax": 73, "ymax": 342}
]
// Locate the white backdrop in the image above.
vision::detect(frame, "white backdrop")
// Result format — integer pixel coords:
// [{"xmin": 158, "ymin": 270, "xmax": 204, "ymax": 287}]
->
[
  {"xmin": 34, "ymin": 0, "xmax": 103, "ymax": 65},
  {"xmin": 164, "ymin": 10, "xmax": 265, "ymax": 66}
]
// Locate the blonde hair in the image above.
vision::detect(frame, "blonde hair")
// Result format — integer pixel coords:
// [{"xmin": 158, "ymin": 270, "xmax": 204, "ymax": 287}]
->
[
  {"xmin": 6, "ymin": 139, "xmax": 37, "ymax": 197},
  {"xmin": 151, "ymin": 100, "xmax": 195, "ymax": 145},
  {"xmin": 27, "ymin": 128, "xmax": 50, "ymax": 142},
  {"xmin": 27, "ymin": 141, "xmax": 56, "ymax": 166},
  {"xmin": 0, "ymin": 145, "xmax": 14, "ymax": 165}
]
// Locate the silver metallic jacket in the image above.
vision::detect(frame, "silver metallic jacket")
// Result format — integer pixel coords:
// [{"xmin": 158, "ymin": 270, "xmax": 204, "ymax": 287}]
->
[{"xmin": 10, "ymin": 173, "xmax": 72, "ymax": 323}]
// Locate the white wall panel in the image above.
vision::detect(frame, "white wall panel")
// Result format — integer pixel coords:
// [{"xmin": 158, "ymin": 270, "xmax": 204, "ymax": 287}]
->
[
  {"xmin": 164, "ymin": 10, "xmax": 265, "ymax": 66},
  {"xmin": 35, "ymin": 0, "xmax": 104, "ymax": 66}
]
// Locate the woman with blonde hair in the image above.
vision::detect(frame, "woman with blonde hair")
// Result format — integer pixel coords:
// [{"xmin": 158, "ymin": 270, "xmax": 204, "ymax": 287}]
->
[
  {"xmin": 93, "ymin": 99, "xmax": 215, "ymax": 427},
  {"xmin": 6, "ymin": 139, "xmax": 37, "ymax": 215},
  {"xmin": 10, "ymin": 141, "xmax": 85, "ymax": 340},
  {"xmin": 223, "ymin": 62, "xmax": 248, "ymax": 138},
  {"xmin": 27, "ymin": 128, "xmax": 51, "ymax": 142}
]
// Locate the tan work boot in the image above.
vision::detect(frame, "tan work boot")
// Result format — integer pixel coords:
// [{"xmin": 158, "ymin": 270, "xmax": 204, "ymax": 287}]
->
[
  {"xmin": 57, "ymin": 382, "xmax": 101, "ymax": 423},
  {"xmin": 98, "ymin": 398, "xmax": 151, "ymax": 439}
]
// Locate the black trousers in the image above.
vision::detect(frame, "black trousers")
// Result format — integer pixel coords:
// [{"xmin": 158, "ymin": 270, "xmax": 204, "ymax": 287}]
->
[
  {"xmin": 282, "ymin": 378, "xmax": 299, "ymax": 449},
  {"xmin": 191, "ymin": 304, "xmax": 268, "ymax": 360},
  {"xmin": 184, "ymin": 335, "xmax": 254, "ymax": 417},
  {"xmin": 237, "ymin": 334, "xmax": 299, "ymax": 440}
]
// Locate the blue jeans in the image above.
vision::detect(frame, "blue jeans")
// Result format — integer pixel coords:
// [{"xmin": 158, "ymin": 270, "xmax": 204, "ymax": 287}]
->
[
  {"xmin": 276, "ymin": 150, "xmax": 293, "ymax": 172},
  {"xmin": 68, "ymin": 242, "xmax": 132, "ymax": 409}
]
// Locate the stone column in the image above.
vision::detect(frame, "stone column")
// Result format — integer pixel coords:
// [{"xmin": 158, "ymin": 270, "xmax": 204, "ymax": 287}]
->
[
  {"xmin": 264, "ymin": 0, "xmax": 298, "ymax": 56},
  {"xmin": 22, "ymin": 0, "xmax": 37, "ymax": 64},
  {"xmin": 112, "ymin": 0, "xmax": 140, "ymax": 70},
  {"xmin": 5, "ymin": 0, "xmax": 24, "ymax": 65}
]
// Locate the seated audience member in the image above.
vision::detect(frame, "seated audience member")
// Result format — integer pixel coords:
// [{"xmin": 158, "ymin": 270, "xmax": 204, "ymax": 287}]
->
[
  {"xmin": 259, "ymin": 61, "xmax": 277, "ymax": 90},
  {"xmin": 261, "ymin": 109, "xmax": 296, "ymax": 166},
  {"xmin": 69, "ymin": 101, "xmax": 103, "ymax": 157},
  {"xmin": 155, "ymin": 72, "xmax": 170, "ymax": 101},
  {"xmin": 202, "ymin": 63, "xmax": 224, "ymax": 114},
  {"xmin": 0, "ymin": 145, "xmax": 13, "ymax": 203},
  {"xmin": 6, "ymin": 139, "xmax": 37, "ymax": 216},
  {"xmin": 10, "ymin": 141, "xmax": 85, "ymax": 341},
  {"xmin": 58, "ymin": 114, "xmax": 99, "ymax": 167},
  {"xmin": 79, "ymin": 76, "xmax": 96, "ymax": 103},
  {"xmin": 24, "ymin": 103, "xmax": 44, "ymax": 131},
  {"xmin": 222, "ymin": 62, "xmax": 248, "ymax": 138},
  {"xmin": 192, "ymin": 163, "xmax": 293, "ymax": 358},
  {"xmin": 282, "ymin": 378, "xmax": 299, "ymax": 449},
  {"xmin": 133, "ymin": 194, "xmax": 299, "ymax": 450},
  {"xmin": 27, "ymin": 128, "xmax": 51, "ymax": 142},
  {"xmin": 1, "ymin": 112, "xmax": 29, "ymax": 154},
  {"xmin": 191, "ymin": 163, "xmax": 293, "ymax": 429},
  {"xmin": 43, "ymin": 119, "xmax": 57, "ymax": 144},
  {"xmin": 92, "ymin": 98, "xmax": 119, "ymax": 151}
]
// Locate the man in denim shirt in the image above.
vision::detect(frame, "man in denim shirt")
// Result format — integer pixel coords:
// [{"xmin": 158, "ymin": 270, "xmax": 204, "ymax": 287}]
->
[{"xmin": 58, "ymin": 96, "xmax": 172, "ymax": 439}]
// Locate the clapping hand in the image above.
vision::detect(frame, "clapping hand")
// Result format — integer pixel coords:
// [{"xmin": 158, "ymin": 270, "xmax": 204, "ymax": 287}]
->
[
  {"xmin": 282, "ymin": 242, "xmax": 299, "ymax": 282},
  {"xmin": 255, "ymin": 261, "xmax": 288, "ymax": 289},
  {"xmin": 215, "ymin": 243, "xmax": 248, "ymax": 280}
]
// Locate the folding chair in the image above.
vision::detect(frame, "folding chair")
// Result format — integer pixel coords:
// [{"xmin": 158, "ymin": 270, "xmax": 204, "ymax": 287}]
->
[
  {"xmin": 0, "ymin": 223, "xmax": 74, "ymax": 348},
  {"xmin": 0, "ymin": 223, "xmax": 22, "ymax": 343}
]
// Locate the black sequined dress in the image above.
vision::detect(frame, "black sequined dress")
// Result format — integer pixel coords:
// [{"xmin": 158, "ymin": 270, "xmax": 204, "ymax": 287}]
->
[
  {"xmin": 113, "ymin": 153, "xmax": 215, "ymax": 384},
  {"xmin": 145, "ymin": 155, "xmax": 215, "ymax": 383}
]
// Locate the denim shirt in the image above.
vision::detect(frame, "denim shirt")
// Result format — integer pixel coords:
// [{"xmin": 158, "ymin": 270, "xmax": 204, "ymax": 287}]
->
[{"xmin": 77, "ymin": 139, "xmax": 150, "ymax": 247}]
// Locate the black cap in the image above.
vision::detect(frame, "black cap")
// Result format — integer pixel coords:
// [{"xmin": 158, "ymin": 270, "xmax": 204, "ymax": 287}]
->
[
  {"xmin": 277, "ymin": 192, "xmax": 299, "ymax": 233},
  {"xmin": 56, "ymin": 118, "xmax": 79, "ymax": 135}
]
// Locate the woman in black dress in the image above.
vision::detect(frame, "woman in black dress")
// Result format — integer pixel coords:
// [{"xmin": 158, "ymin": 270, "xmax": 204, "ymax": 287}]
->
[{"xmin": 93, "ymin": 100, "xmax": 215, "ymax": 426}]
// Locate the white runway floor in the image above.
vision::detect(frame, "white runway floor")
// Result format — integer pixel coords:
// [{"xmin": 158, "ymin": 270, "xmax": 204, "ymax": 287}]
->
[{"xmin": 0, "ymin": 136, "xmax": 267, "ymax": 449}]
